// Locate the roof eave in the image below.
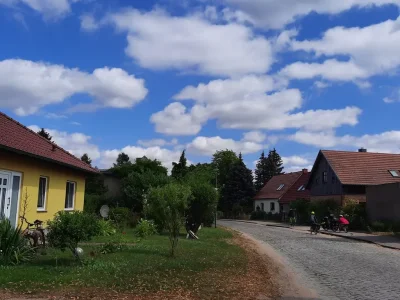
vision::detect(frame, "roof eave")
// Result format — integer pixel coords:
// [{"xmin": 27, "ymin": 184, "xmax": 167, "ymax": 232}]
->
[{"xmin": 0, "ymin": 145, "xmax": 99, "ymax": 174}]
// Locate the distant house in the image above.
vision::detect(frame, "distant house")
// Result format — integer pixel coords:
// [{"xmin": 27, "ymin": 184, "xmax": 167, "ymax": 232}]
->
[
  {"xmin": 306, "ymin": 149, "xmax": 400, "ymax": 205},
  {"xmin": 0, "ymin": 112, "xmax": 99, "ymax": 227},
  {"xmin": 254, "ymin": 169, "xmax": 310, "ymax": 214},
  {"xmin": 100, "ymin": 169, "xmax": 122, "ymax": 199},
  {"xmin": 367, "ymin": 183, "xmax": 400, "ymax": 222}
]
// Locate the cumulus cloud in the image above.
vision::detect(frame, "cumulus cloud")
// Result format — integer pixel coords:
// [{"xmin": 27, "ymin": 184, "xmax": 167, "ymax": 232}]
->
[
  {"xmin": 242, "ymin": 131, "xmax": 266, "ymax": 143},
  {"xmin": 282, "ymin": 155, "xmax": 313, "ymax": 173},
  {"xmin": 80, "ymin": 14, "xmax": 100, "ymax": 31},
  {"xmin": 151, "ymin": 76, "xmax": 362, "ymax": 135},
  {"xmin": 106, "ymin": 8, "xmax": 273, "ymax": 77},
  {"xmin": 0, "ymin": 59, "xmax": 148, "ymax": 116},
  {"xmin": 0, "ymin": 0, "xmax": 80, "ymax": 19},
  {"xmin": 187, "ymin": 134, "xmax": 265, "ymax": 156},
  {"xmin": 28, "ymin": 125, "xmax": 100, "ymax": 160},
  {"xmin": 290, "ymin": 130, "xmax": 400, "ymax": 153},
  {"xmin": 137, "ymin": 138, "xmax": 178, "ymax": 147},
  {"xmin": 224, "ymin": 0, "xmax": 400, "ymax": 29}
]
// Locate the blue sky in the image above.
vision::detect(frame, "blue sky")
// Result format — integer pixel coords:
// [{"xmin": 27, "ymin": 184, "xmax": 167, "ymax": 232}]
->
[{"xmin": 1, "ymin": 0, "xmax": 400, "ymax": 172}]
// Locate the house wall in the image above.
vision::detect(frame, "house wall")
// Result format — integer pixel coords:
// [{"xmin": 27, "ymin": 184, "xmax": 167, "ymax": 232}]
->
[
  {"xmin": 254, "ymin": 199, "xmax": 280, "ymax": 214},
  {"xmin": 367, "ymin": 183, "xmax": 400, "ymax": 222},
  {"xmin": 310, "ymin": 156, "xmax": 343, "ymax": 196},
  {"xmin": 310, "ymin": 195, "xmax": 342, "ymax": 204},
  {"xmin": 0, "ymin": 149, "xmax": 86, "ymax": 226}
]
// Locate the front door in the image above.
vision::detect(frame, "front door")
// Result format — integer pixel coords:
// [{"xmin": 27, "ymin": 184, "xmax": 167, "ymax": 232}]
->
[{"xmin": 0, "ymin": 171, "xmax": 11, "ymax": 220}]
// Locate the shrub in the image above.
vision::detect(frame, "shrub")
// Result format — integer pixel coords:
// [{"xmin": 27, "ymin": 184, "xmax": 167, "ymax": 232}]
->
[
  {"xmin": 47, "ymin": 211, "xmax": 100, "ymax": 259},
  {"xmin": 146, "ymin": 183, "xmax": 191, "ymax": 256},
  {"xmin": 250, "ymin": 210, "xmax": 267, "ymax": 220},
  {"xmin": 99, "ymin": 241, "xmax": 125, "ymax": 254},
  {"xmin": 97, "ymin": 219, "xmax": 116, "ymax": 236},
  {"xmin": 342, "ymin": 200, "xmax": 368, "ymax": 230},
  {"xmin": 133, "ymin": 219, "xmax": 157, "ymax": 238},
  {"xmin": 109, "ymin": 207, "xmax": 131, "ymax": 229},
  {"xmin": 371, "ymin": 221, "xmax": 386, "ymax": 232},
  {"xmin": 0, "ymin": 219, "xmax": 35, "ymax": 265}
]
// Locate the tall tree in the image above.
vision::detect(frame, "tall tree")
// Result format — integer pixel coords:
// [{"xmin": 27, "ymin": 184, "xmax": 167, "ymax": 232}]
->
[
  {"xmin": 220, "ymin": 157, "xmax": 255, "ymax": 214},
  {"xmin": 212, "ymin": 150, "xmax": 239, "ymax": 188},
  {"xmin": 171, "ymin": 150, "xmax": 188, "ymax": 180},
  {"xmin": 37, "ymin": 128, "xmax": 52, "ymax": 141},
  {"xmin": 81, "ymin": 153, "xmax": 92, "ymax": 165},
  {"xmin": 254, "ymin": 151, "xmax": 269, "ymax": 192},
  {"xmin": 114, "ymin": 152, "xmax": 130, "ymax": 167},
  {"xmin": 265, "ymin": 148, "xmax": 284, "ymax": 181}
]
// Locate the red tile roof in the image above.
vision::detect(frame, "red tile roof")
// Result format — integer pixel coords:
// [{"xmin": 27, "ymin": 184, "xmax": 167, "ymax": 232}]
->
[
  {"xmin": 0, "ymin": 112, "xmax": 98, "ymax": 174},
  {"xmin": 321, "ymin": 150, "xmax": 400, "ymax": 185},
  {"xmin": 254, "ymin": 171, "xmax": 305, "ymax": 200},
  {"xmin": 280, "ymin": 172, "xmax": 311, "ymax": 204}
]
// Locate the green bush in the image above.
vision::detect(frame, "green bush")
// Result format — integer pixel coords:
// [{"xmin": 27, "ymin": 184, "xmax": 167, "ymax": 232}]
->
[
  {"xmin": 250, "ymin": 210, "xmax": 267, "ymax": 220},
  {"xmin": 371, "ymin": 221, "xmax": 386, "ymax": 232},
  {"xmin": 97, "ymin": 219, "xmax": 116, "ymax": 236},
  {"xmin": 0, "ymin": 219, "xmax": 35, "ymax": 265},
  {"xmin": 133, "ymin": 219, "xmax": 157, "ymax": 238},
  {"xmin": 109, "ymin": 207, "xmax": 131, "ymax": 229},
  {"xmin": 99, "ymin": 241, "xmax": 125, "ymax": 254},
  {"xmin": 342, "ymin": 200, "xmax": 368, "ymax": 230},
  {"xmin": 47, "ymin": 211, "xmax": 100, "ymax": 259}
]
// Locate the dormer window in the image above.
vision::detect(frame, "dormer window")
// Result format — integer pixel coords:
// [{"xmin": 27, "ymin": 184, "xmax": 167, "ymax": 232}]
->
[
  {"xmin": 298, "ymin": 185, "xmax": 305, "ymax": 191},
  {"xmin": 277, "ymin": 184, "xmax": 285, "ymax": 191},
  {"xmin": 389, "ymin": 170, "xmax": 399, "ymax": 177}
]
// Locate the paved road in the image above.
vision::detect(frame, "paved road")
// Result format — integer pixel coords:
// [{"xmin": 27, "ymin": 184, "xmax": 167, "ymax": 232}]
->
[{"xmin": 220, "ymin": 220, "xmax": 400, "ymax": 300}]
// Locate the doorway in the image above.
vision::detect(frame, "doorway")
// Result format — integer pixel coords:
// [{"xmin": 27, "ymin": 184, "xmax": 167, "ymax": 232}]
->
[{"xmin": 0, "ymin": 170, "xmax": 22, "ymax": 227}]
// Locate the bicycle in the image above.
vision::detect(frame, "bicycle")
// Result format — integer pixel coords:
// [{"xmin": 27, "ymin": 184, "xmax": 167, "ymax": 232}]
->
[{"xmin": 20, "ymin": 217, "xmax": 46, "ymax": 249}]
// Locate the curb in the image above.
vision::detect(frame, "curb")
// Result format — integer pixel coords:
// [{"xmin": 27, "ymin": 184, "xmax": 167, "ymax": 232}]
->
[{"xmin": 220, "ymin": 219, "xmax": 400, "ymax": 251}]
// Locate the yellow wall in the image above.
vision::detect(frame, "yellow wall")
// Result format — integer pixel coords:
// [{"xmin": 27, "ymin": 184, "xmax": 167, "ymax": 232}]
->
[{"xmin": 0, "ymin": 149, "xmax": 86, "ymax": 225}]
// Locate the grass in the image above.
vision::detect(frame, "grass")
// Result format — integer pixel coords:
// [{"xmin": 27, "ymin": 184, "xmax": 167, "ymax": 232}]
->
[{"xmin": 0, "ymin": 227, "xmax": 246, "ymax": 295}]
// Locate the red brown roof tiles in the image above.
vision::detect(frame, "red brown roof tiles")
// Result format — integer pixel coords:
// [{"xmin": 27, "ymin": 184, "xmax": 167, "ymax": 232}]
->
[{"xmin": 0, "ymin": 112, "xmax": 98, "ymax": 173}]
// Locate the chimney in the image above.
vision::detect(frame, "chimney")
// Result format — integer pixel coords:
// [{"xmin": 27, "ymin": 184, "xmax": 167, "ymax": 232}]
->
[
  {"xmin": 358, "ymin": 148, "xmax": 367, "ymax": 153},
  {"xmin": 302, "ymin": 168, "xmax": 308, "ymax": 174}
]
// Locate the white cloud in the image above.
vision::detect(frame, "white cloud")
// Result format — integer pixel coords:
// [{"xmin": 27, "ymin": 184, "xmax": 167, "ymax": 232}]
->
[
  {"xmin": 100, "ymin": 146, "xmax": 183, "ymax": 170},
  {"xmin": 71, "ymin": 121, "xmax": 81, "ymax": 126},
  {"xmin": 383, "ymin": 88, "xmax": 400, "ymax": 103},
  {"xmin": 106, "ymin": 8, "xmax": 273, "ymax": 77},
  {"xmin": 187, "ymin": 135, "xmax": 264, "ymax": 156},
  {"xmin": 0, "ymin": 59, "xmax": 148, "ymax": 116},
  {"xmin": 242, "ymin": 131, "xmax": 266, "ymax": 143},
  {"xmin": 314, "ymin": 81, "xmax": 331, "ymax": 89},
  {"xmin": 152, "ymin": 76, "xmax": 362, "ymax": 135},
  {"xmin": 28, "ymin": 125, "xmax": 100, "ymax": 160},
  {"xmin": 80, "ymin": 14, "xmax": 99, "ymax": 31},
  {"xmin": 46, "ymin": 113, "xmax": 67, "ymax": 119},
  {"xmin": 287, "ymin": 16, "xmax": 400, "ymax": 81},
  {"xmin": 224, "ymin": 0, "xmax": 400, "ymax": 29},
  {"xmin": 137, "ymin": 138, "xmax": 178, "ymax": 147},
  {"xmin": 282, "ymin": 155, "xmax": 313, "ymax": 173},
  {"xmin": 0, "ymin": 0, "xmax": 80, "ymax": 19},
  {"xmin": 290, "ymin": 130, "xmax": 400, "ymax": 153}
]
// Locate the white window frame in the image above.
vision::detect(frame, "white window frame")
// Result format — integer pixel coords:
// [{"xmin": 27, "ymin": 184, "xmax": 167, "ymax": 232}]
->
[
  {"xmin": 37, "ymin": 176, "xmax": 48, "ymax": 211},
  {"xmin": 64, "ymin": 181, "xmax": 76, "ymax": 210},
  {"xmin": 297, "ymin": 185, "xmax": 304, "ymax": 191},
  {"xmin": 277, "ymin": 184, "xmax": 285, "ymax": 191},
  {"xmin": 389, "ymin": 170, "xmax": 399, "ymax": 177}
]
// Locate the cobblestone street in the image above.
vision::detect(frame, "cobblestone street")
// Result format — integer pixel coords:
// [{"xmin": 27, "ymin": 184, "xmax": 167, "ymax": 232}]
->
[{"xmin": 220, "ymin": 220, "xmax": 400, "ymax": 300}]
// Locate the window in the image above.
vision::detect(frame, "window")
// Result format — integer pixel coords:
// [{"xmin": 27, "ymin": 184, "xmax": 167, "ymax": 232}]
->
[
  {"xmin": 297, "ymin": 185, "xmax": 305, "ymax": 191},
  {"xmin": 389, "ymin": 170, "xmax": 399, "ymax": 177},
  {"xmin": 323, "ymin": 171, "xmax": 328, "ymax": 183},
  {"xmin": 261, "ymin": 203, "xmax": 264, "ymax": 211},
  {"xmin": 270, "ymin": 202, "xmax": 275, "ymax": 211},
  {"xmin": 37, "ymin": 176, "xmax": 48, "ymax": 210},
  {"xmin": 65, "ymin": 181, "xmax": 76, "ymax": 210},
  {"xmin": 277, "ymin": 184, "xmax": 285, "ymax": 191}
]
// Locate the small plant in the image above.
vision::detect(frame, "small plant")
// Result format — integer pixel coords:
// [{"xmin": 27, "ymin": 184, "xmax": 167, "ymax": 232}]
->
[
  {"xmin": 97, "ymin": 219, "xmax": 116, "ymax": 236},
  {"xmin": 134, "ymin": 219, "xmax": 157, "ymax": 238},
  {"xmin": 0, "ymin": 219, "xmax": 35, "ymax": 265},
  {"xmin": 109, "ymin": 207, "xmax": 131, "ymax": 229},
  {"xmin": 47, "ymin": 211, "xmax": 100, "ymax": 259},
  {"xmin": 99, "ymin": 241, "xmax": 125, "ymax": 254}
]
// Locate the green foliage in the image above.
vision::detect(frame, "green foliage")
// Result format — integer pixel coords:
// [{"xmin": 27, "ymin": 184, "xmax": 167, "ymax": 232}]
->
[
  {"xmin": 185, "ymin": 163, "xmax": 217, "ymax": 187},
  {"xmin": 83, "ymin": 194, "xmax": 112, "ymax": 214},
  {"xmin": 47, "ymin": 211, "xmax": 100, "ymax": 258},
  {"xmin": 37, "ymin": 128, "xmax": 52, "ymax": 141},
  {"xmin": 254, "ymin": 151, "xmax": 268, "ymax": 192},
  {"xmin": 0, "ymin": 219, "xmax": 35, "ymax": 265},
  {"xmin": 115, "ymin": 152, "xmax": 130, "ymax": 167},
  {"xmin": 371, "ymin": 221, "xmax": 386, "ymax": 232},
  {"xmin": 212, "ymin": 150, "xmax": 239, "ymax": 188},
  {"xmin": 342, "ymin": 200, "xmax": 368, "ymax": 230},
  {"xmin": 97, "ymin": 219, "xmax": 117, "ymax": 236},
  {"xmin": 133, "ymin": 219, "xmax": 158, "ymax": 238},
  {"xmin": 220, "ymin": 157, "xmax": 255, "ymax": 213},
  {"xmin": 265, "ymin": 148, "xmax": 284, "ymax": 182},
  {"xmin": 109, "ymin": 207, "xmax": 131, "ymax": 229},
  {"xmin": 146, "ymin": 183, "xmax": 191, "ymax": 256},
  {"xmin": 250, "ymin": 210, "xmax": 267, "ymax": 220},
  {"xmin": 85, "ymin": 175, "xmax": 108, "ymax": 197},
  {"xmin": 99, "ymin": 241, "xmax": 125, "ymax": 254},
  {"xmin": 309, "ymin": 199, "xmax": 340, "ymax": 219},
  {"xmin": 80, "ymin": 153, "xmax": 92, "ymax": 165},
  {"xmin": 171, "ymin": 150, "xmax": 188, "ymax": 180},
  {"xmin": 290, "ymin": 199, "xmax": 310, "ymax": 224},
  {"xmin": 370, "ymin": 220, "xmax": 400, "ymax": 233}
]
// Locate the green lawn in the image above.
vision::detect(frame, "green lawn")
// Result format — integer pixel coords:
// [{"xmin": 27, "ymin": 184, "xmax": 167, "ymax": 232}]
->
[{"xmin": 0, "ymin": 227, "xmax": 246, "ymax": 295}]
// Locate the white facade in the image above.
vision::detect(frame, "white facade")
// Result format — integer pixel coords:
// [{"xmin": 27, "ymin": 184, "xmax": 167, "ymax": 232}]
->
[{"xmin": 254, "ymin": 199, "xmax": 280, "ymax": 214}]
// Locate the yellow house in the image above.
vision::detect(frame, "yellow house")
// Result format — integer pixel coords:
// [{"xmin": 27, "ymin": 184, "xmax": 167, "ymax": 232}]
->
[{"xmin": 0, "ymin": 112, "xmax": 99, "ymax": 227}]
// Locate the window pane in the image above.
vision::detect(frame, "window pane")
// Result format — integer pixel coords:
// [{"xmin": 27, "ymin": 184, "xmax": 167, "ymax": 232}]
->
[
  {"xmin": 0, "ymin": 188, "xmax": 6, "ymax": 218},
  {"xmin": 3, "ymin": 179, "xmax": 7, "ymax": 186},
  {"xmin": 37, "ymin": 177, "xmax": 46, "ymax": 209},
  {"xmin": 65, "ymin": 182, "xmax": 75, "ymax": 209}
]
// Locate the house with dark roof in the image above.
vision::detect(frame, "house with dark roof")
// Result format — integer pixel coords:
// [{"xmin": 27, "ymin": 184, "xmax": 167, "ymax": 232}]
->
[
  {"xmin": 0, "ymin": 112, "xmax": 98, "ymax": 227},
  {"xmin": 254, "ymin": 169, "xmax": 310, "ymax": 214},
  {"xmin": 306, "ymin": 149, "xmax": 400, "ymax": 205}
]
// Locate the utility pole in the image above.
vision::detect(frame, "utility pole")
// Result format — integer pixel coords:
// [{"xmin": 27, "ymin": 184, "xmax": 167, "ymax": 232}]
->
[{"xmin": 215, "ymin": 168, "xmax": 218, "ymax": 228}]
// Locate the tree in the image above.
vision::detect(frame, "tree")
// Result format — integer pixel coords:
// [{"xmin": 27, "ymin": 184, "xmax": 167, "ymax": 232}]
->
[
  {"xmin": 171, "ymin": 150, "xmax": 188, "ymax": 180},
  {"xmin": 265, "ymin": 148, "xmax": 284, "ymax": 181},
  {"xmin": 37, "ymin": 128, "xmax": 52, "ymax": 141},
  {"xmin": 114, "ymin": 152, "xmax": 130, "ymax": 167},
  {"xmin": 146, "ymin": 183, "xmax": 191, "ymax": 257},
  {"xmin": 81, "ymin": 153, "xmax": 92, "ymax": 165},
  {"xmin": 212, "ymin": 150, "xmax": 239, "ymax": 188},
  {"xmin": 185, "ymin": 163, "xmax": 217, "ymax": 187},
  {"xmin": 254, "ymin": 151, "xmax": 269, "ymax": 192},
  {"xmin": 221, "ymin": 155, "xmax": 255, "ymax": 214}
]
